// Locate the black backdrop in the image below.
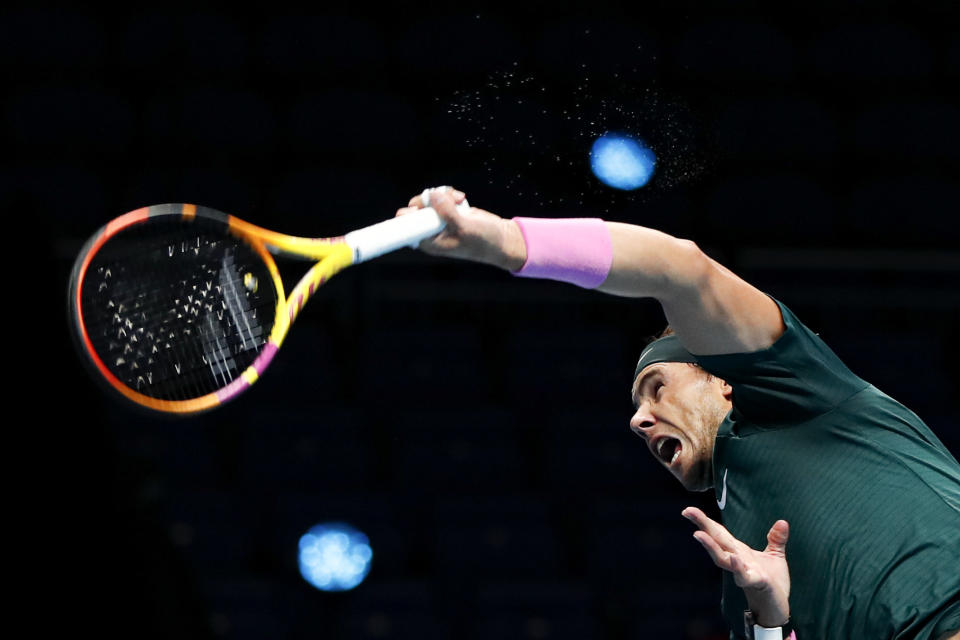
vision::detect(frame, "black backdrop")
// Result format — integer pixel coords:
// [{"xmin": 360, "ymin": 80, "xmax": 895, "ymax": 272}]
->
[{"xmin": 11, "ymin": 2, "xmax": 959, "ymax": 638}]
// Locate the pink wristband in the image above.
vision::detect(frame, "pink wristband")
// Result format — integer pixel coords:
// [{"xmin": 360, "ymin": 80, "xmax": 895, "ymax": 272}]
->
[{"xmin": 511, "ymin": 217, "xmax": 613, "ymax": 289}]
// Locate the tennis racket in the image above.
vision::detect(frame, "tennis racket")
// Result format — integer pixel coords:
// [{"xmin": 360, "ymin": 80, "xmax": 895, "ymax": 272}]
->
[{"xmin": 69, "ymin": 192, "xmax": 463, "ymax": 415}]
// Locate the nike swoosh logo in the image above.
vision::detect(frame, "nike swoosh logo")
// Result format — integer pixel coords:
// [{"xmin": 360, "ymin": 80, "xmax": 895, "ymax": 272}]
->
[{"xmin": 717, "ymin": 468, "xmax": 728, "ymax": 510}]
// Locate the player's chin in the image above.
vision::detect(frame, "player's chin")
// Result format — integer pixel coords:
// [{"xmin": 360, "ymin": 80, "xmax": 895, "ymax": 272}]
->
[{"xmin": 676, "ymin": 461, "xmax": 713, "ymax": 493}]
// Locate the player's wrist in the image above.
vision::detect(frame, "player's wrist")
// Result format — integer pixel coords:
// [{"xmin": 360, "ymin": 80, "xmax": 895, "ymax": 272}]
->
[
  {"xmin": 743, "ymin": 583, "xmax": 789, "ymax": 628},
  {"xmin": 498, "ymin": 218, "xmax": 527, "ymax": 271},
  {"xmin": 508, "ymin": 217, "xmax": 613, "ymax": 288},
  {"xmin": 744, "ymin": 610, "xmax": 795, "ymax": 639},
  {"xmin": 746, "ymin": 596, "xmax": 787, "ymax": 626}
]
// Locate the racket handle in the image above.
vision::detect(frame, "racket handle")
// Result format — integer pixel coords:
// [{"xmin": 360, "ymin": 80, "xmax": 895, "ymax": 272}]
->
[{"xmin": 345, "ymin": 200, "xmax": 468, "ymax": 264}]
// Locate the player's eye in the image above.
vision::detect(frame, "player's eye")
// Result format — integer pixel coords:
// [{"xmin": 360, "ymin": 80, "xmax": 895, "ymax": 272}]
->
[{"xmin": 655, "ymin": 382, "xmax": 664, "ymax": 399}]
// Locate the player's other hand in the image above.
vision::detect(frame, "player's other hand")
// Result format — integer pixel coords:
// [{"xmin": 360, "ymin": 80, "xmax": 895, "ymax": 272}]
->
[
  {"xmin": 682, "ymin": 506, "xmax": 791, "ymax": 628},
  {"xmin": 396, "ymin": 187, "xmax": 527, "ymax": 271}
]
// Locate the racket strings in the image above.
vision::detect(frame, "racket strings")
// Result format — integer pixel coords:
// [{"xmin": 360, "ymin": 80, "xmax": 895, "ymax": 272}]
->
[
  {"xmin": 102, "ymin": 247, "xmax": 269, "ymax": 399},
  {"xmin": 80, "ymin": 219, "xmax": 278, "ymax": 401}
]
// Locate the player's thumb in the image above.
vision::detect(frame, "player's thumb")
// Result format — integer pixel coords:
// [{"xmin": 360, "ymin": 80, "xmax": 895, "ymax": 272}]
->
[{"xmin": 764, "ymin": 520, "xmax": 789, "ymax": 558}]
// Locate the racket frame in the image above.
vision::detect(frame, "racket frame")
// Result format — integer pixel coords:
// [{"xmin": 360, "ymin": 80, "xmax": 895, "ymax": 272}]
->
[
  {"xmin": 70, "ymin": 203, "xmax": 354, "ymax": 414},
  {"xmin": 70, "ymin": 201, "xmax": 451, "ymax": 415}
]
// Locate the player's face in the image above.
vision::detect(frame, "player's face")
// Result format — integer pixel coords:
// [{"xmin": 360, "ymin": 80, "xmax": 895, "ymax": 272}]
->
[{"xmin": 630, "ymin": 363, "xmax": 732, "ymax": 492}]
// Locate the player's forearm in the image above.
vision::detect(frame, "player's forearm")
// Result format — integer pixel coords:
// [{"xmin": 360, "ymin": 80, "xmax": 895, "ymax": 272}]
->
[
  {"xmin": 499, "ymin": 218, "xmax": 709, "ymax": 301},
  {"xmin": 418, "ymin": 190, "xmax": 705, "ymax": 299},
  {"xmin": 597, "ymin": 221, "xmax": 710, "ymax": 301}
]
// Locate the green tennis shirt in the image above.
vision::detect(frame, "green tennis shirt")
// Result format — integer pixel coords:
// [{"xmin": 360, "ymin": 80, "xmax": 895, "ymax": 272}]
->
[{"xmin": 694, "ymin": 300, "xmax": 960, "ymax": 639}]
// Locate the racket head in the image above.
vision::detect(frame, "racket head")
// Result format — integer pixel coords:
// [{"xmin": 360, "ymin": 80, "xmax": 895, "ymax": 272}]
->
[{"xmin": 69, "ymin": 203, "xmax": 286, "ymax": 415}]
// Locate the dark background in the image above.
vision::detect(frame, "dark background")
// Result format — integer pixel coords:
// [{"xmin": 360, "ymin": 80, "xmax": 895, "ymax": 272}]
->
[{"xmin": 9, "ymin": 1, "xmax": 958, "ymax": 638}]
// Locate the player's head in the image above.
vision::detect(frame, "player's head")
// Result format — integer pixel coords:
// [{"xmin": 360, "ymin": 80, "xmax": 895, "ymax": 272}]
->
[{"xmin": 630, "ymin": 328, "xmax": 732, "ymax": 492}]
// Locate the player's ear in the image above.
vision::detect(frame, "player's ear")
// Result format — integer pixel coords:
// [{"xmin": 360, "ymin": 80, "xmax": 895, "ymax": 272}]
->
[{"xmin": 719, "ymin": 378, "xmax": 733, "ymax": 401}]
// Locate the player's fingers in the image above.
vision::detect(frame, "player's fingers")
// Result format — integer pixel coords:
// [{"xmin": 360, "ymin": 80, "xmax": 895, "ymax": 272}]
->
[
  {"xmin": 409, "ymin": 186, "xmax": 467, "ymax": 208},
  {"xmin": 425, "ymin": 186, "xmax": 465, "ymax": 202},
  {"xmin": 682, "ymin": 507, "xmax": 744, "ymax": 553},
  {"xmin": 395, "ymin": 206, "xmax": 418, "ymax": 218},
  {"xmin": 692, "ymin": 530, "xmax": 734, "ymax": 571},
  {"xmin": 764, "ymin": 520, "xmax": 789, "ymax": 557},
  {"xmin": 426, "ymin": 189, "xmax": 464, "ymax": 227}
]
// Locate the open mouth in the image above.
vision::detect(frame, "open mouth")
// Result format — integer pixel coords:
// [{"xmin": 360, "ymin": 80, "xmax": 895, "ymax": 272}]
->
[{"xmin": 656, "ymin": 437, "xmax": 682, "ymax": 466}]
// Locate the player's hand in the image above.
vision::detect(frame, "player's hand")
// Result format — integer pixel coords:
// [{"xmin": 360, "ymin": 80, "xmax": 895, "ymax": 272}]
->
[
  {"xmin": 395, "ymin": 187, "xmax": 527, "ymax": 271},
  {"xmin": 682, "ymin": 506, "xmax": 791, "ymax": 628}
]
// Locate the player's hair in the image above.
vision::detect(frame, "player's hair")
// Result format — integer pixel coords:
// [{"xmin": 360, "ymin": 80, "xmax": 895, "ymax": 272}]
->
[{"xmin": 654, "ymin": 325, "xmax": 675, "ymax": 342}]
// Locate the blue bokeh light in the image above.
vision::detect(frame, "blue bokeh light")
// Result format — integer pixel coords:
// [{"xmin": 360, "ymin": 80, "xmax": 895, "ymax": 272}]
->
[
  {"xmin": 590, "ymin": 133, "xmax": 656, "ymax": 190},
  {"xmin": 298, "ymin": 522, "xmax": 373, "ymax": 592}
]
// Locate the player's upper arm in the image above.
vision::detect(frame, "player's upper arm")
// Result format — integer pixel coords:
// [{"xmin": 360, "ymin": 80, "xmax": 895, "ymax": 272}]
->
[
  {"xmin": 598, "ymin": 222, "xmax": 784, "ymax": 356},
  {"xmin": 663, "ymin": 247, "xmax": 785, "ymax": 355}
]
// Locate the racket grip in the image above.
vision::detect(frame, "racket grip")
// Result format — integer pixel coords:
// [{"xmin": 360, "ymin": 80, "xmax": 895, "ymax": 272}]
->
[{"xmin": 345, "ymin": 201, "xmax": 467, "ymax": 263}]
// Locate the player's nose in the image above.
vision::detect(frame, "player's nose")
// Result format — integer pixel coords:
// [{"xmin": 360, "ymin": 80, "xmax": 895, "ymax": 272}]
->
[{"xmin": 630, "ymin": 403, "xmax": 655, "ymax": 438}]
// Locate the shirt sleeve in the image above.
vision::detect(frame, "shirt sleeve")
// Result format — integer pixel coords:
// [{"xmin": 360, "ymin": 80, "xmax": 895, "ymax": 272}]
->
[{"xmin": 694, "ymin": 299, "xmax": 868, "ymax": 425}]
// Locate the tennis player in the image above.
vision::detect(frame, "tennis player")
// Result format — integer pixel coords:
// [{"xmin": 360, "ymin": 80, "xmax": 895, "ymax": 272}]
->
[{"xmin": 399, "ymin": 187, "xmax": 960, "ymax": 640}]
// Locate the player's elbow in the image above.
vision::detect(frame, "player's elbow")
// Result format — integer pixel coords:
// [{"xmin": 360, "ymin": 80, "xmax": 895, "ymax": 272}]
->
[{"xmin": 669, "ymin": 238, "xmax": 714, "ymax": 294}]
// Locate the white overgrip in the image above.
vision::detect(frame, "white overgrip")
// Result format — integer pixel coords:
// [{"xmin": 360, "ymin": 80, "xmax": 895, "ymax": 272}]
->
[
  {"xmin": 344, "ymin": 208, "xmax": 445, "ymax": 264},
  {"xmin": 344, "ymin": 195, "xmax": 470, "ymax": 264}
]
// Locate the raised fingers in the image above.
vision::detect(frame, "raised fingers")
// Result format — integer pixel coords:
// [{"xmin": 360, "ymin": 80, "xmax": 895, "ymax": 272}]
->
[
  {"xmin": 682, "ymin": 506, "xmax": 746, "ymax": 553},
  {"xmin": 691, "ymin": 529, "xmax": 737, "ymax": 572}
]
